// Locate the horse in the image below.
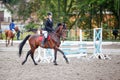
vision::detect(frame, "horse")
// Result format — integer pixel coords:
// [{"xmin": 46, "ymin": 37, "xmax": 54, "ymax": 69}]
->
[
  {"xmin": 5, "ymin": 26, "xmax": 19, "ymax": 47},
  {"xmin": 19, "ymin": 23, "xmax": 69, "ymax": 65}
]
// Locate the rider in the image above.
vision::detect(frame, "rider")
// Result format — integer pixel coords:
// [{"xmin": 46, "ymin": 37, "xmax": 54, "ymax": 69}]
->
[
  {"xmin": 9, "ymin": 19, "xmax": 16, "ymax": 34},
  {"xmin": 41, "ymin": 12, "xmax": 54, "ymax": 47}
]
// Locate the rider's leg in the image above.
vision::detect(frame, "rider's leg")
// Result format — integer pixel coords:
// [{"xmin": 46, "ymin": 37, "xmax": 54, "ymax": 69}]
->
[
  {"xmin": 41, "ymin": 36, "xmax": 46, "ymax": 47},
  {"xmin": 41, "ymin": 31, "xmax": 48, "ymax": 47},
  {"xmin": 12, "ymin": 29, "xmax": 16, "ymax": 34}
]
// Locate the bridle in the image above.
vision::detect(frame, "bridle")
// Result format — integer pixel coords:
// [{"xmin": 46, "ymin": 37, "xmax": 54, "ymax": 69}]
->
[{"xmin": 55, "ymin": 24, "xmax": 67, "ymax": 40}]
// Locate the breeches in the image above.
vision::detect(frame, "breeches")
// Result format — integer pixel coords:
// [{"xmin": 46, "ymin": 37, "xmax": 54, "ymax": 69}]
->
[{"xmin": 42, "ymin": 30, "xmax": 48, "ymax": 38}]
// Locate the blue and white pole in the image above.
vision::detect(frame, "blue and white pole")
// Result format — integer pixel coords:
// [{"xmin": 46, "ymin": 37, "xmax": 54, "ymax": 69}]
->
[
  {"xmin": 94, "ymin": 28, "xmax": 102, "ymax": 55},
  {"xmin": 92, "ymin": 28, "xmax": 111, "ymax": 59}
]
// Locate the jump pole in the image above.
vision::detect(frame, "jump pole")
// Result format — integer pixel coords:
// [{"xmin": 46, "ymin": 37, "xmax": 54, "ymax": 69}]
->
[
  {"xmin": 94, "ymin": 28, "xmax": 102, "ymax": 55},
  {"xmin": 80, "ymin": 29, "xmax": 82, "ymax": 42},
  {"xmin": 90, "ymin": 28, "xmax": 111, "ymax": 59},
  {"xmin": 35, "ymin": 47, "xmax": 54, "ymax": 63},
  {"xmin": 61, "ymin": 29, "xmax": 87, "ymax": 58}
]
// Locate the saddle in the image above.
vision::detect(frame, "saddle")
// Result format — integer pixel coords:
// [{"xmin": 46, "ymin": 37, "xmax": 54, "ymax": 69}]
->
[{"xmin": 38, "ymin": 30, "xmax": 60, "ymax": 45}]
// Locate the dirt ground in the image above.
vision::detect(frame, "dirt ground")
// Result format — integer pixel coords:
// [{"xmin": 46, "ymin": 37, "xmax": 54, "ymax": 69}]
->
[{"xmin": 0, "ymin": 41, "xmax": 120, "ymax": 80}]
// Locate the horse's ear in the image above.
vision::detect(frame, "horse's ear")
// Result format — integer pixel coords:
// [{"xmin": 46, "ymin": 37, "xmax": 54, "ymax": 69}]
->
[
  {"xmin": 63, "ymin": 23, "xmax": 67, "ymax": 29},
  {"xmin": 57, "ymin": 23, "xmax": 62, "ymax": 27}
]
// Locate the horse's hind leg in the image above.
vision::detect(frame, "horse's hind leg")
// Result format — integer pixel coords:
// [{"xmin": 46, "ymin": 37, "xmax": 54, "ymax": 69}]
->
[
  {"xmin": 6, "ymin": 37, "xmax": 9, "ymax": 47},
  {"xmin": 30, "ymin": 49, "xmax": 38, "ymax": 65},
  {"xmin": 7, "ymin": 38, "xmax": 10, "ymax": 46},
  {"xmin": 31, "ymin": 54, "xmax": 38, "ymax": 65},
  {"xmin": 11, "ymin": 38, "xmax": 13, "ymax": 46},
  {"xmin": 6, "ymin": 37, "xmax": 8, "ymax": 47},
  {"xmin": 22, "ymin": 50, "xmax": 30, "ymax": 65}
]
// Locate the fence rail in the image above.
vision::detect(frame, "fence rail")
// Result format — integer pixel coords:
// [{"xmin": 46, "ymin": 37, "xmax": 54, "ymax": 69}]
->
[
  {"xmin": 0, "ymin": 29, "xmax": 120, "ymax": 41},
  {"xmin": 65, "ymin": 29, "xmax": 120, "ymax": 41}
]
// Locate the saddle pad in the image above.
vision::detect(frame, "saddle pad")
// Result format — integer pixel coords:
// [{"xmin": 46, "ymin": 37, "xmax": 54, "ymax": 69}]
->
[{"xmin": 39, "ymin": 36, "xmax": 50, "ymax": 41}]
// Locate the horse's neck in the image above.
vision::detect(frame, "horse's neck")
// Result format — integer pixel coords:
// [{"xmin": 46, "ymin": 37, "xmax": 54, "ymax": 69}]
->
[
  {"xmin": 15, "ymin": 27, "xmax": 20, "ymax": 32},
  {"xmin": 50, "ymin": 32, "xmax": 61, "ymax": 44}
]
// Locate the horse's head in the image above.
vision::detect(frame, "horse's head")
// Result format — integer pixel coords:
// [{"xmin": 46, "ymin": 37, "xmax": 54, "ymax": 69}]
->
[
  {"xmin": 14, "ymin": 26, "xmax": 19, "ymax": 32},
  {"xmin": 55, "ymin": 23, "xmax": 67, "ymax": 40}
]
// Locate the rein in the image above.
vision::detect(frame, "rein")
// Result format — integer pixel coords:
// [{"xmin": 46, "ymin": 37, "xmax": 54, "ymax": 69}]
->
[{"xmin": 54, "ymin": 31, "xmax": 62, "ymax": 37}]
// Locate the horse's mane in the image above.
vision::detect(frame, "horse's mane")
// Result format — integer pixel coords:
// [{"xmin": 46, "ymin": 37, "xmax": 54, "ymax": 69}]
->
[{"xmin": 55, "ymin": 23, "xmax": 63, "ymax": 32}]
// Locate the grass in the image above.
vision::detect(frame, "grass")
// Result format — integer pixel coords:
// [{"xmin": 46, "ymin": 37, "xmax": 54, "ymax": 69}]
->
[{"xmin": 1, "ymin": 32, "xmax": 34, "ymax": 40}]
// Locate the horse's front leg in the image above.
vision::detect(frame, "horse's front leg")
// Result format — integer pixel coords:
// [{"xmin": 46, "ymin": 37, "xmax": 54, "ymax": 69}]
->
[
  {"xmin": 53, "ymin": 49, "xmax": 58, "ymax": 65},
  {"xmin": 35, "ymin": 46, "xmax": 42, "ymax": 62},
  {"xmin": 57, "ymin": 48, "xmax": 69, "ymax": 64}
]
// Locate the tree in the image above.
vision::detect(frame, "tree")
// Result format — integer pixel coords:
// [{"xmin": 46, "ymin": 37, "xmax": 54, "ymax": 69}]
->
[
  {"xmin": 2, "ymin": 0, "xmax": 20, "ymax": 14},
  {"xmin": 3, "ymin": 0, "xmax": 120, "ymax": 30}
]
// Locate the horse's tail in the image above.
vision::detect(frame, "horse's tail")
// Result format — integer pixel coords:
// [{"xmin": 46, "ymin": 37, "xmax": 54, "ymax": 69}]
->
[{"xmin": 19, "ymin": 35, "xmax": 31, "ymax": 57}]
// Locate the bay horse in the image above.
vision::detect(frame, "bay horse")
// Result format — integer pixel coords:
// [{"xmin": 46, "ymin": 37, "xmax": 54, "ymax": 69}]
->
[
  {"xmin": 19, "ymin": 23, "xmax": 69, "ymax": 65},
  {"xmin": 5, "ymin": 26, "xmax": 19, "ymax": 47}
]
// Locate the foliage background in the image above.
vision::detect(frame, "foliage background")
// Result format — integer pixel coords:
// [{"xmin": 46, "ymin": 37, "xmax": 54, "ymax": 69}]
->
[{"xmin": 2, "ymin": 0, "xmax": 120, "ymax": 30}]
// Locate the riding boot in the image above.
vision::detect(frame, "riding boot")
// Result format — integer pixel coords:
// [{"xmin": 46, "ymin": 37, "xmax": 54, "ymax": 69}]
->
[{"xmin": 41, "ymin": 37, "xmax": 46, "ymax": 47}]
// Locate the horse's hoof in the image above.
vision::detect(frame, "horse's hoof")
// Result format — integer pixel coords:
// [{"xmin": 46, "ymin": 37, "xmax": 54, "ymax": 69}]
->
[
  {"xmin": 34, "ymin": 63, "xmax": 38, "ymax": 65},
  {"xmin": 38, "ymin": 59, "xmax": 41, "ymax": 62},
  {"xmin": 22, "ymin": 61, "xmax": 25, "ymax": 65},
  {"xmin": 54, "ymin": 63, "xmax": 58, "ymax": 65},
  {"xmin": 66, "ymin": 61, "xmax": 69, "ymax": 64},
  {"xmin": 53, "ymin": 61, "xmax": 58, "ymax": 65},
  {"xmin": 22, "ymin": 62, "xmax": 25, "ymax": 65}
]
